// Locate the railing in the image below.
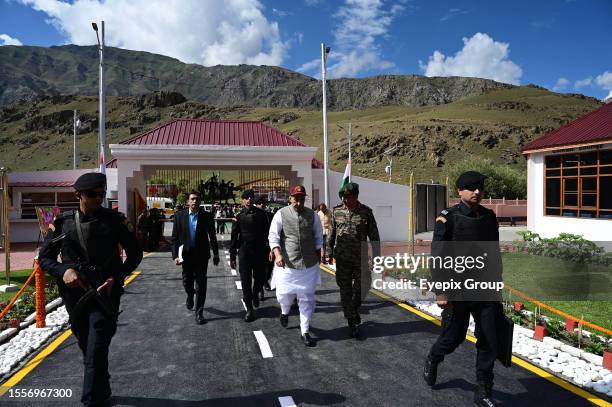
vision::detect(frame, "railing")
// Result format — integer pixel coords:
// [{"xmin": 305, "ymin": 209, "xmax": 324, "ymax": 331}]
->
[{"xmin": 0, "ymin": 258, "xmax": 46, "ymax": 328}]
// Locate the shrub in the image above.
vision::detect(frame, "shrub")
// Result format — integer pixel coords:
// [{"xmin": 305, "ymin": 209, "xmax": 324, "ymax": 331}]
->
[
  {"xmin": 514, "ymin": 231, "xmax": 612, "ymax": 268},
  {"xmin": 447, "ymin": 157, "xmax": 526, "ymax": 199}
]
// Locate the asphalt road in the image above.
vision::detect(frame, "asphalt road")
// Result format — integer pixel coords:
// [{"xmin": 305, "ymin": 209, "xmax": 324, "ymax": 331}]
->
[{"xmin": 0, "ymin": 236, "xmax": 595, "ymax": 406}]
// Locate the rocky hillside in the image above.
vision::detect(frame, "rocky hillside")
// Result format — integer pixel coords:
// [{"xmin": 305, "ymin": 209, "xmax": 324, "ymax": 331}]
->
[
  {"xmin": 0, "ymin": 45, "xmax": 511, "ymax": 109},
  {"xmin": 0, "ymin": 88, "xmax": 601, "ymax": 184}
]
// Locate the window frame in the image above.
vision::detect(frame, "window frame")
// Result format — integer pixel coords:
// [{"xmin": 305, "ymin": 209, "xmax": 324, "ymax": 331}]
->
[{"xmin": 544, "ymin": 149, "xmax": 612, "ymax": 219}]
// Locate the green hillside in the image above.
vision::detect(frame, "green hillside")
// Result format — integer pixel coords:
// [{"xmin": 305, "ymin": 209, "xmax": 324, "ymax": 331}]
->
[{"xmin": 0, "ymin": 88, "xmax": 601, "ymax": 185}]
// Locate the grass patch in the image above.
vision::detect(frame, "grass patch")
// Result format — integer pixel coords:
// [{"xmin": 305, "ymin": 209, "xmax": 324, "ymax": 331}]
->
[{"xmin": 0, "ymin": 269, "xmax": 35, "ymax": 304}]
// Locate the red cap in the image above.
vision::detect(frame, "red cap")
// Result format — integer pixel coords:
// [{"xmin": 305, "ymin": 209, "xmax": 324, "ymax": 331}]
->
[{"xmin": 290, "ymin": 185, "xmax": 306, "ymax": 196}]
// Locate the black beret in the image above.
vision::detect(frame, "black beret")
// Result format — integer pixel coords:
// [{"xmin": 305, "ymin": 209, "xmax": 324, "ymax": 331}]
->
[
  {"xmin": 455, "ymin": 171, "xmax": 487, "ymax": 189},
  {"xmin": 73, "ymin": 172, "xmax": 106, "ymax": 191},
  {"xmin": 339, "ymin": 182, "xmax": 359, "ymax": 198},
  {"xmin": 241, "ymin": 189, "xmax": 255, "ymax": 199}
]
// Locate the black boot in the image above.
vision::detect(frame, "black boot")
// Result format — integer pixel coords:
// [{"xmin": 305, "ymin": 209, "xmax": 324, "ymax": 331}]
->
[
  {"xmin": 474, "ymin": 382, "xmax": 497, "ymax": 407},
  {"xmin": 349, "ymin": 320, "xmax": 359, "ymax": 339},
  {"xmin": 244, "ymin": 303, "xmax": 256, "ymax": 322},
  {"xmin": 301, "ymin": 332, "xmax": 315, "ymax": 347},
  {"xmin": 423, "ymin": 354, "xmax": 441, "ymax": 386}
]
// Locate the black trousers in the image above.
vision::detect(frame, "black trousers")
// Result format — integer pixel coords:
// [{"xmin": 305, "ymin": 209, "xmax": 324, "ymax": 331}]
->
[
  {"xmin": 181, "ymin": 256, "xmax": 209, "ymax": 313},
  {"xmin": 238, "ymin": 247, "xmax": 266, "ymax": 305},
  {"xmin": 70, "ymin": 297, "xmax": 119, "ymax": 405},
  {"xmin": 216, "ymin": 220, "xmax": 225, "ymax": 234},
  {"xmin": 430, "ymin": 301, "xmax": 499, "ymax": 383}
]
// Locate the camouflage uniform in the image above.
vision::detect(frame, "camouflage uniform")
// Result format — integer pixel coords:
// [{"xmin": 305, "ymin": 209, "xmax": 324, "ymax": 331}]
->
[{"xmin": 328, "ymin": 202, "xmax": 381, "ymax": 324}]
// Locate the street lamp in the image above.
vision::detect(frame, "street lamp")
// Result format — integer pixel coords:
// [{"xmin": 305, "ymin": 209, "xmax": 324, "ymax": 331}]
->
[
  {"xmin": 321, "ymin": 43, "xmax": 331, "ymax": 207},
  {"xmin": 383, "ymin": 145, "xmax": 397, "ymax": 183},
  {"xmin": 92, "ymin": 21, "xmax": 106, "ymax": 174}
]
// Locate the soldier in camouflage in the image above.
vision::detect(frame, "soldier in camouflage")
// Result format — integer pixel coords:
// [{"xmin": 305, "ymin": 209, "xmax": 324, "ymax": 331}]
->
[{"xmin": 327, "ymin": 182, "xmax": 381, "ymax": 339}]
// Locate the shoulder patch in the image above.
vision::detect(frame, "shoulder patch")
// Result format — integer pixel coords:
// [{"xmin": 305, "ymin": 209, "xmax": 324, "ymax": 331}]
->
[
  {"xmin": 435, "ymin": 216, "xmax": 447, "ymax": 223},
  {"xmin": 440, "ymin": 209, "xmax": 449, "ymax": 215}
]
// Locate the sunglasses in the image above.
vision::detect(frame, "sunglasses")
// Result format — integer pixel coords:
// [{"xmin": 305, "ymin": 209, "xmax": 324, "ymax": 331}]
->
[
  {"xmin": 82, "ymin": 190, "xmax": 106, "ymax": 198},
  {"xmin": 462, "ymin": 183, "xmax": 485, "ymax": 192}
]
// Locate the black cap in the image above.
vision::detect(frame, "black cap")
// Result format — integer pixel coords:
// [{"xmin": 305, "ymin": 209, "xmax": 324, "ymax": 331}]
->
[
  {"xmin": 339, "ymin": 182, "xmax": 359, "ymax": 198},
  {"xmin": 255, "ymin": 196, "xmax": 267, "ymax": 205},
  {"xmin": 241, "ymin": 189, "xmax": 255, "ymax": 199},
  {"xmin": 455, "ymin": 171, "xmax": 487, "ymax": 189},
  {"xmin": 73, "ymin": 172, "xmax": 106, "ymax": 191}
]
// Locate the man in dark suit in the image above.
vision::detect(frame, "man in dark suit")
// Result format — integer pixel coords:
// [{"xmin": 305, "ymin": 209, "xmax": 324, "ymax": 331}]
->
[{"xmin": 172, "ymin": 190, "xmax": 220, "ymax": 324}]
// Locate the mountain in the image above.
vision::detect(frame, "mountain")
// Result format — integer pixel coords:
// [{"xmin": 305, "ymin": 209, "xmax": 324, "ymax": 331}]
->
[
  {"xmin": 0, "ymin": 88, "xmax": 601, "ymax": 184},
  {"xmin": 0, "ymin": 45, "xmax": 512, "ymax": 109}
]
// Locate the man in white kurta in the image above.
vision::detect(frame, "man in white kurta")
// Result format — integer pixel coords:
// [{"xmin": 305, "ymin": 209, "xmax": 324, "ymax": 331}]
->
[{"xmin": 268, "ymin": 185, "xmax": 323, "ymax": 347}]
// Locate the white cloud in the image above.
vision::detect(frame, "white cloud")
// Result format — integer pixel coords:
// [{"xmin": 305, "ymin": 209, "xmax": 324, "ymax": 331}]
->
[
  {"xmin": 304, "ymin": 0, "xmax": 320, "ymax": 6},
  {"xmin": 0, "ymin": 34, "xmax": 23, "ymax": 46},
  {"xmin": 440, "ymin": 8, "xmax": 468, "ymax": 22},
  {"xmin": 575, "ymin": 77, "xmax": 593, "ymax": 88},
  {"xmin": 18, "ymin": 0, "xmax": 288, "ymax": 66},
  {"xmin": 419, "ymin": 32, "xmax": 522, "ymax": 85},
  {"xmin": 553, "ymin": 77, "xmax": 570, "ymax": 91},
  {"xmin": 298, "ymin": 0, "xmax": 400, "ymax": 78},
  {"xmin": 595, "ymin": 71, "xmax": 612, "ymax": 100}
]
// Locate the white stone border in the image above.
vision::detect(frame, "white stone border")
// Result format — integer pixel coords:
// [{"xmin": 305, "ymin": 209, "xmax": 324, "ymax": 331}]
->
[{"xmin": 0, "ymin": 297, "xmax": 64, "ymax": 345}]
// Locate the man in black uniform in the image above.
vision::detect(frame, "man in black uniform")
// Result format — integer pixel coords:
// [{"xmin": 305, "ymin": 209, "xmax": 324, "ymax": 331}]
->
[
  {"xmin": 230, "ymin": 189, "xmax": 270, "ymax": 322},
  {"xmin": 39, "ymin": 172, "xmax": 142, "ymax": 406},
  {"xmin": 254, "ymin": 196, "xmax": 274, "ymax": 297},
  {"xmin": 423, "ymin": 171, "xmax": 502, "ymax": 407}
]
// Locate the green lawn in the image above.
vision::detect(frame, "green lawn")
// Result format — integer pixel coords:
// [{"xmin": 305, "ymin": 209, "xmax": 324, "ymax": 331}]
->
[
  {"xmin": 502, "ymin": 252, "xmax": 612, "ymax": 330},
  {"xmin": 0, "ymin": 269, "xmax": 35, "ymax": 304}
]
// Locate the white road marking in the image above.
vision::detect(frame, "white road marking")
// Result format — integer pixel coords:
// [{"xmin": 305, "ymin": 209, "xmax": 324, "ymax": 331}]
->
[
  {"xmin": 235, "ymin": 281, "xmax": 242, "ymax": 290},
  {"xmin": 224, "ymin": 250, "xmax": 229, "ymax": 254},
  {"xmin": 225, "ymin": 255, "xmax": 230, "ymax": 259},
  {"xmin": 227, "ymin": 261, "xmax": 231, "ymax": 266},
  {"xmin": 241, "ymin": 299, "xmax": 247, "ymax": 311},
  {"xmin": 278, "ymin": 396, "xmax": 296, "ymax": 407},
  {"xmin": 231, "ymin": 269, "xmax": 237, "ymax": 276},
  {"xmin": 253, "ymin": 330, "xmax": 273, "ymax": 358}
]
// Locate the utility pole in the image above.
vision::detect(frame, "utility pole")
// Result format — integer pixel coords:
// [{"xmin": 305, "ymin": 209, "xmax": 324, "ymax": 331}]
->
[
  {"xmin": 321, "ymin": 43, "xmax": 331, "ymax": 208},
  {"xmin": 92, "ymin": 21, "xmax": 106, "ymax": 174}
]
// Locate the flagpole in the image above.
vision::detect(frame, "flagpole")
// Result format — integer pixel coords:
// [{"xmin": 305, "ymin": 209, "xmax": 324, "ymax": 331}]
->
[
  {"xmin": 348, "ymin": 123, "xmax": 352, "ymax": 182},
  {"xmin": 321, "ymin": 43, "xmax": 330, "ymax": 208}
]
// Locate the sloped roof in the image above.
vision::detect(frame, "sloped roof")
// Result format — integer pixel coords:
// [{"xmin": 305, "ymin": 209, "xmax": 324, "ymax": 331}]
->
[
  {"xmin": 120, "ymin": 119, "xmax": 306, "ymax": 147},
  {"xmin": 522, "ymin": 103, "xmax": 612, "ymax": 153},
  {"xmin": 106, "ymin": 119, "xmax": 323, "ymax": 169}
]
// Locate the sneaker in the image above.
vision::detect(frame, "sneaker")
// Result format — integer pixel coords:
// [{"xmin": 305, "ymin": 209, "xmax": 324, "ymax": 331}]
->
[{"xmin": 474, "ymin": 382, "xmax": 497, "ymax": 407}]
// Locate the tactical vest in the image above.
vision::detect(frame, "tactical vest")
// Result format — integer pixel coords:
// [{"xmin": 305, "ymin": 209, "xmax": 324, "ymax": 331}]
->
[
  {"xmin": 448, "ymin": 206, "xmax": 498, "ymax": 241},
  {"xmin": 279, "ymin": 206, "xmax": 318, "ymax": 269},
  {"xmin": 237, "ymin": 207, "xmax": 268, "ymax": 245}
]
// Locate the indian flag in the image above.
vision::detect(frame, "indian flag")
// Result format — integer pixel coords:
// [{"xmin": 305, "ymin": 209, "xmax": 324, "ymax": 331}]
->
[{"xmin": 340, "ymin": 156, "xmax": 351, "ymax": 193}]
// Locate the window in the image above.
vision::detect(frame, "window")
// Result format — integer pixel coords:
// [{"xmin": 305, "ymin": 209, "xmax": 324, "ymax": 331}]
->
[
  {"xmin": 544, "ymin": 149, "xmax": 612, "ymax": 219},
  {"xmin": 21, "ymin": 192, "xmax": 55, "ymax": 219},
  {"xmin": 20, "ymin": 191, "xmax": 79, "ymax": 219}
]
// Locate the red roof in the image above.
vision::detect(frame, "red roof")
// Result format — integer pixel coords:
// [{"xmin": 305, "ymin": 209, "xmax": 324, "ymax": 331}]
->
[
  {"xmin": 107, "ymin": 119, "xmax": 322, "ymax": 169},
  {"xmin": 522, "ymin": 103, "xmax": 612, "ymax": 153},
  {"xmin": 120, "ymin": 119, "xmax": 306, "ymax": 147},
  {"xmin": 9, "ymin": 181, "xmax": 74, "ymax": 187}
]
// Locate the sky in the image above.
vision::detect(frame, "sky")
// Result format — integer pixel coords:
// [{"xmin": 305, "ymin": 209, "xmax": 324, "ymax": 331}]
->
[{"xmin": 1, "ymin": 0, "xmax": 611, "ymax": 100}]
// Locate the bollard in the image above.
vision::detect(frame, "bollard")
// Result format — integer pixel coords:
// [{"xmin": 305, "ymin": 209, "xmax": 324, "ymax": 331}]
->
[
  {"xmin": 565, "ymin": 318, "xmax": 578, "ymax": 332},
  {"xmin": 533, "ymin": 325, "xmax": 548, "ymax": 341},
  {"xmin": 34, "ymin": 258, "xmax": 46, "ymax": 328}
]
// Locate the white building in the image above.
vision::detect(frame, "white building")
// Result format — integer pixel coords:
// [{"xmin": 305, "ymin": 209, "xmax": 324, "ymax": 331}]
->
[
  {"xmin": 522, "ymin": 103, "xmax": 612, "ymax": 242},
  {"xmin": 7, "ymin": 119, "xmax": 412, "ymax": 242}
]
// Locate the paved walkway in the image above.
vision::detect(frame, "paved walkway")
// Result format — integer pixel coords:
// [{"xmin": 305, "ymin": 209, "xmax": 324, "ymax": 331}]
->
[{"xmin": 0, "ymin": 236, "xmax": 594, "ymax": 406}]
